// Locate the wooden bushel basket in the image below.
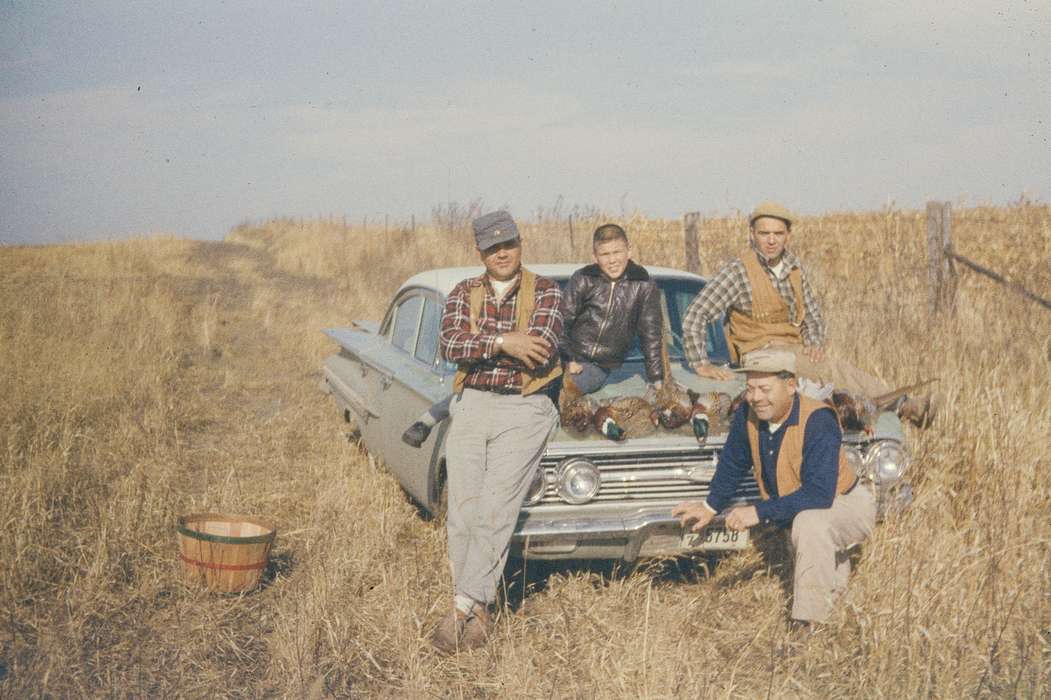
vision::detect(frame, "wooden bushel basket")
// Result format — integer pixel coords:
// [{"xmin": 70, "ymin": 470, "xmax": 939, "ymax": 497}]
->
[{"xmin": 177, "ymin": 513, "xmax": 276, "ymax": 593}]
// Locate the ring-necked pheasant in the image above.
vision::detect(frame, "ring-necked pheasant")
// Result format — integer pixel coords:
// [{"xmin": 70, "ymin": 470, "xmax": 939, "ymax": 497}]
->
[{"xmin": 558, "ymin": 373, "xmax": 598, "ymax": 434}]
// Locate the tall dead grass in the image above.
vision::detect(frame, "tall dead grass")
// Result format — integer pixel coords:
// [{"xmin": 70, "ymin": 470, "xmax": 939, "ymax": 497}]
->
[{"xmin": 1, "ymin": 204, "xmax": 1049, "ymax": 697}]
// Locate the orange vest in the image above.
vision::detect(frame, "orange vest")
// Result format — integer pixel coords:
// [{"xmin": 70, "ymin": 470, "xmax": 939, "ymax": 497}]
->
[
  {"xmin": 452, "ymin": 268, "xmax": 562, "ymax": 396},
  {"xmin": 726, "ymin": 248, "xmax": 806, "ymax": 363},
  {"xmin": 745, "ymin": 395, "xmax": 857, "ymax": 500}
]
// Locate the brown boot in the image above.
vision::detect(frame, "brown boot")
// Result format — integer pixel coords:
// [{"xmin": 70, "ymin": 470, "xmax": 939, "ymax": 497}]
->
[
  {"xmin": 898, "ymin": 394, "xmax": 934, "ymax": 428},
  {"xmin": 431, "ymin": 608, "xmax": 470, "ymax": 655},
  {"xmin": 460, "ymin": 606, "xmax": 491, "ymax": 650}
]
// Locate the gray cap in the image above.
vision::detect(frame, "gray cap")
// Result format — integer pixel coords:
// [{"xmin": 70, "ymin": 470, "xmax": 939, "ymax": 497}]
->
[
  {"xmin": 472, "ymin": 210, "xmax": 520, "ymax": 251},
  {"xmin": 734, "ymin": 348, "xmax": 797, "ymax": 375}
]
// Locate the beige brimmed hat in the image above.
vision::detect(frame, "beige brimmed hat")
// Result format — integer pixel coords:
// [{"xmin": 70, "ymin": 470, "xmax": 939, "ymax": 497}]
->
[
  {"xmin": 734, "ymin": 348, "xmax": 797, "ymax": 375},
  {"xmin": 749, "ymin": 201, "xmax": 795, "ymax": 228}
]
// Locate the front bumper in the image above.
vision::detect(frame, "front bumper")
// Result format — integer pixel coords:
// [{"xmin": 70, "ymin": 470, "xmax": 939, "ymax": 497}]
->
[
  {"xmin": 509, "ymin": 480, "xmax": 913, "ymax": 562},
  {"xmin": 510, "ymin": 503, "xmax": 749, "ymax": 562}
]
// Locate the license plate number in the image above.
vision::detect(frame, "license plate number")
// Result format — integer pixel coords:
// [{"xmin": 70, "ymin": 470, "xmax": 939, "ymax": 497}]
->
[{"xmin": 680, "ymin": 528, "xmax": 748, "ymax": 551}]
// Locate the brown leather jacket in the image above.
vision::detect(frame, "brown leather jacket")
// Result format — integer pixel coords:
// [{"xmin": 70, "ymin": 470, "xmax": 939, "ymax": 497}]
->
[{"xmin": 558, "ymin": 261, "xmax": 664, "ymax": 382}]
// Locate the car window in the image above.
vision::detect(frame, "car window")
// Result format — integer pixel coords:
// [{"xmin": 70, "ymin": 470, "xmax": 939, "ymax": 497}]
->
[
  {"xmin": 661, "ymin": 279, "xmax": 730, "ymax": 364},
  {"xmin": 414, "ymin": 296, "xmax": 441, "ymax": 366},
  {"xmin": 391, "ymin": 295, "xmax": 423, "ymax": 353}
]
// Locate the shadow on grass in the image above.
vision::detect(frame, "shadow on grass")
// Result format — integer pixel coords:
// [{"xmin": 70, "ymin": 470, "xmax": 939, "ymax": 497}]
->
[{"xmin": 261, "ymin": 549, "xmax": 296, "ymax": 587}]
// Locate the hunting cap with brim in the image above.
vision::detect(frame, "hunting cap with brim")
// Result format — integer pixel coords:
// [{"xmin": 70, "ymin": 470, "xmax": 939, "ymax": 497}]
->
[
  {"xmin": 734, "ymin": 348, "xmax": 797, "ymax": 375},
  {"xmin": 472, "ymin": 210, "xmax": 520, "ymax": 251},
  {"xmin": 749, "ymin": 201, "xmax": 795, "ymax": 228}
]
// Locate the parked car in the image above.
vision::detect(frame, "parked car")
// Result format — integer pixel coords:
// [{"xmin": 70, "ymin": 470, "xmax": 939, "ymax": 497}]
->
[{"xmin": 321, "ymin": 265, "xmax": 912, "ymax": 562}]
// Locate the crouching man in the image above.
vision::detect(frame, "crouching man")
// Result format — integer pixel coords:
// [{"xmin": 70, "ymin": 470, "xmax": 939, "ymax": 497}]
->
[
  {"xmin": 672, "ymin": 348, "xmax": 876, "ymax": 625},
  {"xmin": 432, "ymin": 211, "xmax": 563, "ymax": 653}
]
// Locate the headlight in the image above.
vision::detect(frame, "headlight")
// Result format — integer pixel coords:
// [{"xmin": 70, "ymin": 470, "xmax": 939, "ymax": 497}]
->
[
  {"xmin": 557, "ymin": 458, "xmax": 601, "ymax": 505},
  {"xmin": 523, "ymin": 467, "xmax": 547, "ymax": 506},
  {"xmin": 843, "ymin": 445, "xmax": 865, "ymax": 479},
  {"xmin": 866, "ymin": 440, "xmax": 909, "ymax": 486}
]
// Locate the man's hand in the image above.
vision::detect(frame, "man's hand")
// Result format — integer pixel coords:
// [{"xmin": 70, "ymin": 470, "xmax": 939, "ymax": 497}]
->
[
  {"xmin": 803, "ymin": 345, "xmax": 825, "ymax": 363},
  {"xmin": 724, "ymin": 505, "xmax": 759, "ymax": 531},
  {"xmin": 567, "ymin": 360, "xmax": 583, "ymax": 375},
  {"xmin": 672, "ymin": 501, "xmax": 716, "ymax": 533},
  {"xmin": 690, "ymin": 362, "xmax": 735, "ymax": 382},
  {"xmin": 498, "ymin": 331, "xmax": 551, "ymax": 369}
]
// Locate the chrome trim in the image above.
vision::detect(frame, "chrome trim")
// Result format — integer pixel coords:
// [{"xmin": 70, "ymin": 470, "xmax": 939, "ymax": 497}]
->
[{"xmin": 512, "ymin": 503, "xmax": 750, "ymax": 562}]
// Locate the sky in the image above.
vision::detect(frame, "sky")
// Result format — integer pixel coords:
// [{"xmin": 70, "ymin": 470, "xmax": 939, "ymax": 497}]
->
[{"xmin": 1, "ymin": 1, "xmax": 1049, "ymax": 245}]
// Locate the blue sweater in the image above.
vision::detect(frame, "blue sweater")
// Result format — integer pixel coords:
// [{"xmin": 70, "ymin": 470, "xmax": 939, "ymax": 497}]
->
[{"xmin": 705, "ymin": 395, "xmax": 842, "ymax": 527}]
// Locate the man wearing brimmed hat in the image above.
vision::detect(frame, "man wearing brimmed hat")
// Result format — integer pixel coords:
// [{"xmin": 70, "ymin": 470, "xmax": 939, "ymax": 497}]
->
[
  {"xmin": 681, "ymin": 201, "xmax": 932, "ymax": 426},
  {"xmin": 672, "ymin": 348, "xmax": 876, "ymax": 625},
  {"xmin": 431, "ymin": 210, "xmax": 563, "ymax": 653}
]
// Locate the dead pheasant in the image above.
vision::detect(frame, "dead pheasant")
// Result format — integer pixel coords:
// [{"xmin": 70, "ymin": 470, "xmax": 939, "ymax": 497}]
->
[
  {"xmin": 650, "ymin": 319, "xmax": 698, "ymax": 430},
  {"xmin": 558, "ymin": 373, "xmax": 597, "ymax": 434},
  {"xmin": 828, "ymin": 390, "xmax": 878, "ymax": 434},
  {"xmin": 688, "ymin": 391, "xmax": 734, "ymax": 443},
  {"xmin": 652, "ymin": 381, "xmax": 694, "ymax": 430},
  {"xmin": 593, "ymin": 396, "xmax": 658, "ymax": 441}
]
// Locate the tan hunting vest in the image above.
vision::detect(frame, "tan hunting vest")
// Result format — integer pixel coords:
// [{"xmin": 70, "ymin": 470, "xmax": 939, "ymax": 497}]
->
[
  {"xmin": 745, "ymin": 394, "xmax": 857, "ymax": 501},
  {"xmin": 726, "ymin": 248, "xmax": 806, "ymax": 363},
  {"xmin": 452, "ymin": 268, "xmax": 562, "ymax": 395}
]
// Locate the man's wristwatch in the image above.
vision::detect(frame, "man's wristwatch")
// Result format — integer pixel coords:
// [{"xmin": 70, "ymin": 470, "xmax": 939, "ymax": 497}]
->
[{"xmin": 495, "ymin": 335, "xmax": 504, "ymax": 350}]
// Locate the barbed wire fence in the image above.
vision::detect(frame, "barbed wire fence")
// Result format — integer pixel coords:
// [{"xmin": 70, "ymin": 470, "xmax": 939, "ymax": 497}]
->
[{"xmin": 925, "ymin": 201, "xmax": 1051, "ymax": 314}]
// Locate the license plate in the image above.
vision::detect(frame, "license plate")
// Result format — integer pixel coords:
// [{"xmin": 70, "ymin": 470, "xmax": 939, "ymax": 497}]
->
[{"xmin": 680, "ymin": 527, "xmax": 749, "ymax": 551}]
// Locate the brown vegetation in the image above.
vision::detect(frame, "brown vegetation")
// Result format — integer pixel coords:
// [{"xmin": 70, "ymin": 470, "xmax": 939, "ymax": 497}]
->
[{"xmin": 1, "ymin": 204, "xmax": 1049, "ymax": 697}]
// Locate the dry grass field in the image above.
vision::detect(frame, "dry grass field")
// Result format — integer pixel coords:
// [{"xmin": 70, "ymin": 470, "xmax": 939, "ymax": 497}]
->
[{"xmin": 1, "ymin": 203, "xmax": 1049, "ymax": 698}]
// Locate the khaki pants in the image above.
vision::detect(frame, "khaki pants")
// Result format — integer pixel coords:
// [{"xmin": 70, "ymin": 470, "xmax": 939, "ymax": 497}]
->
[
  {"xmin": 445, "ymin": 388, "xmax": 559, "ymax": 605},
  {"xmin": 774, "ymin": 343, "xmax": 890, "ymax": 399},
  {"xmin": 789, "ymin": 483, "xmax": 877, "ymax": 623}
]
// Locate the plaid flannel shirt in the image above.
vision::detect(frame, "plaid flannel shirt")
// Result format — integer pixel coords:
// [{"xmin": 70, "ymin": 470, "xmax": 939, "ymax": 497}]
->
[
  {"xmin": 683, "ymin": 246, "xmax": 826, "ymax": 365},
  {"xmin": 439, "ymin": 272, "xmax": 563, "ymax": 392}
]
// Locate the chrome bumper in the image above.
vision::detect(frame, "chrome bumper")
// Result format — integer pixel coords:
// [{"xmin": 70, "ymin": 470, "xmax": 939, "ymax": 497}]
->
[{"xmin": 511, "ymin": 504, "xmax": 743, "ymax": 562}]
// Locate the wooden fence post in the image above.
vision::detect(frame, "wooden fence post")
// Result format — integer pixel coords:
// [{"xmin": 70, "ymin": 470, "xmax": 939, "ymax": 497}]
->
[
  {"xmin": 940, "ymin": 202, "xmax": 956, "ymax": 312},
  {"xmin": 568, "ymin": 214, "xmax": 575, "ymax": 259},
  {"xmin": 927, "ymin": 201, "xmax": 958, "ymax": 315},
  {"xmin": 926, "ymin": 202, "xmax": 944, "ymax": 315},
  {"xmin": 684, "ymin": 212, "xmax": 701, "ymax": 275}
]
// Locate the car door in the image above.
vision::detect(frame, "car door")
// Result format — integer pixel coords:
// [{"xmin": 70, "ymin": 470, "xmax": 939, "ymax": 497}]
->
[{"xmin": 371, "ymin": 288, "xmax": 453, "ymax": 506}]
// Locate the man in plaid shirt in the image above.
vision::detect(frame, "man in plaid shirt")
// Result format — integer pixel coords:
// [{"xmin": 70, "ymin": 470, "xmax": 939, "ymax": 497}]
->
[
  {"xmin": 683, "ymin": 202, "xmax": 932, "ymax": 424},
  {"xmin": 431, "ymin": 211, "xmax": 562, "ymax": 654}
]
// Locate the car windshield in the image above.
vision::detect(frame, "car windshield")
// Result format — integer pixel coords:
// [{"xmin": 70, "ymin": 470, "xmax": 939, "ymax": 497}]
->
[{"xmin": 559, "ymin": 277, "xmax": 729, "ymax": 365}]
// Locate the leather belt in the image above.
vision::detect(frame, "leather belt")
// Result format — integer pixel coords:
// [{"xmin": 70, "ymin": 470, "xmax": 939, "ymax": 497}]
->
[{"xmin": 469, "ymin": 383, "xmax": 521, "ymax": 396}]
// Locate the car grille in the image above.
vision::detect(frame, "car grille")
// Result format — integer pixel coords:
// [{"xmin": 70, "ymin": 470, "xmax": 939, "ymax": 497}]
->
[{"xmin": 537, "ymin": 446, "xmax": 760, "ymax": 504}]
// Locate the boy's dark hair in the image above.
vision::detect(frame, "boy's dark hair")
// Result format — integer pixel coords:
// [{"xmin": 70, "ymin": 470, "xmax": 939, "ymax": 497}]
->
[{"xmin": 592, "ymin": 223, "xmax": 629, "ymax": 247}]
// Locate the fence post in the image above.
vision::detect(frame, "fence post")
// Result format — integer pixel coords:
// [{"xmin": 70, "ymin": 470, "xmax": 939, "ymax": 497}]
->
[
  {"xmin": 568, "ymin": 214, "xmax": 575, "ymax": 259},
  {"xmin": 684, "ymin": 212, "xmax": 701, "ymax": 275},
  {"xmin": 941, "ymin": 202, "xmax": 956, "ymax": 312},
  {"xmin": 927, "ymin": 201, "xmax": 958, "ymax": 314},
  {"xmin": 926, "ymin": 202, "xmax": 945, "ymax": 314}
]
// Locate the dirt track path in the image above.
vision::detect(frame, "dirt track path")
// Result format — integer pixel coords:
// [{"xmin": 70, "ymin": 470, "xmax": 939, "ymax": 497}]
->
[{"xmin": 134, "ymin": 240, "xmax": 363, "ymax": 694}]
